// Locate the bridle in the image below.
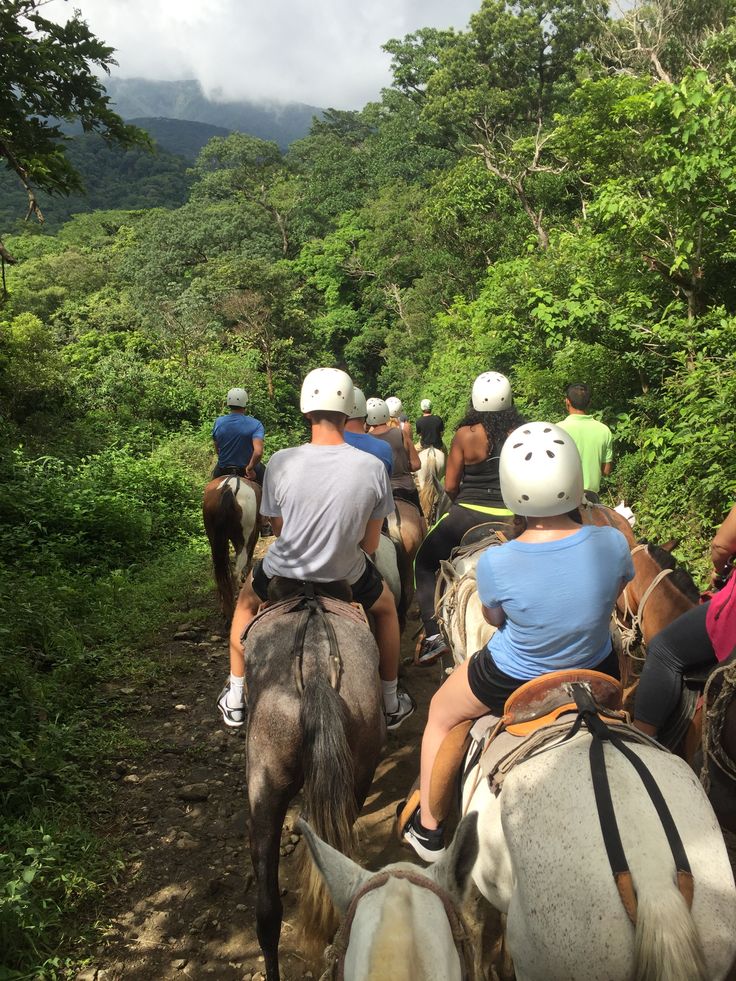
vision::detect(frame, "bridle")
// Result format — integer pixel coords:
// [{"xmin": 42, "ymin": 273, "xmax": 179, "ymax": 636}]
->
[
  {"xmin": 319, "ymin": 868, "xmax": 476, "ymax": 981},
  {"xmin": 614, "ymin": 543, "xmax": 674, "ymax": 663}
]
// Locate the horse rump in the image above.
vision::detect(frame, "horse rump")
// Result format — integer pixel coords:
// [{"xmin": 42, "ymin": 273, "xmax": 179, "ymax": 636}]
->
[
  {"xmin": 297, "ymin": 673, "xmax": 357, "ymax": 955},
  {"xmin": 203, "ymin": 481, "xmax": 238, "ymax": 622}
]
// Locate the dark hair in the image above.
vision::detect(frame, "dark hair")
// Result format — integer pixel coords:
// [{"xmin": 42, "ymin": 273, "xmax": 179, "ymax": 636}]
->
[
  {"xmin": 455, "ymin": 404, "xmax": 525, "ymax": 455},
  {"xmin": 307, "ymin": 410, "xmax": 347, "ymax": 426},
  {"xmin": 566, "ymin": 383, "xmax": 591, "ymax": 410}
]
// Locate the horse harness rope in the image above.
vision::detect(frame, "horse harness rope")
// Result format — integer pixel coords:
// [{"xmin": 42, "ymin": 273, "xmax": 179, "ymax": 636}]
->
[
  {"xmin": 615, "ymin": 543, "xmax": 674, "ymax": 663},
  {"xmin": 291, "ymin": 584, "xmax": 343, "ymax": 695},
  {"xmin": 701, "ymin": 657, "xmax": 736, "ymax": 790},
  {"xmin": 319, "ymin": 868, "xmax": 476, "ymax": 981}
]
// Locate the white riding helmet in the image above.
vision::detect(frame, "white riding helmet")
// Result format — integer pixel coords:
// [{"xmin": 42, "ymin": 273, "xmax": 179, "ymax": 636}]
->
[
  {"xmin": 300, "ymin": 368, "xmax": 354, "ymax": 416},
  {"xmin": 349, "ymin": 387, "xmax": 368, "ymax": 420},
  {"xmin": 499, "ymin": 422, "xmax": 584, "ymax": 516},
  {"xmin": 386, "ymin": 396, "xmax": 403, "ymax": 418},
  {"xmin": 420, "ymin": 398, "xmax": 432, "ymax": 412},
  {"xmin": 227, "ymin": 387, "xmax": 248, "ymax": 408},
  {"xmin": 366, "ymin": 397, "xmax": 390, "ymax": 426},
  {"xmin": 472, "ymin": 372, "xmax": 512, "ymax": 412}
]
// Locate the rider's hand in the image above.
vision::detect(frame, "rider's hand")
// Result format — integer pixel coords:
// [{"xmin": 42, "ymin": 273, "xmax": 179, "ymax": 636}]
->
[{"xmin": 245, "ymin": 467, "xmax": 255, "ymax": 480}]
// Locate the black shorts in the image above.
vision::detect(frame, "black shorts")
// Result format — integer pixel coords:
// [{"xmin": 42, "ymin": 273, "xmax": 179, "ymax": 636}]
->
[
  {"xmin": 467, "ymin": 646, "xmax": 620, "ymax": 715},
  {"xmin": 251, "ymin": 556, "xmax": 384, "ymax": 610}
]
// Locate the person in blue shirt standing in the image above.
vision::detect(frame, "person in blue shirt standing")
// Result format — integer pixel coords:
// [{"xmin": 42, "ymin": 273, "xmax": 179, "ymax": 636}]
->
[
  {"xmin": 212, "ymin": 388, "xmax": 266, "ymax": 483},
  {"xmin": 343, "ymin": 387, "xmax": 393, "ymax": 476}
]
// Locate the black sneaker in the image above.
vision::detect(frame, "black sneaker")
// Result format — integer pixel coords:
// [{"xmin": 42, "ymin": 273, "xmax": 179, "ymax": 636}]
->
[
  {"xmin": 402, "ymin": 808, "xmax": 446, "ymax": 863},
  {"xmin": 216, "ymin": 683, "xmax": 245, "ymax": 728},
  {"xmin": 417, "ymin": 634, "xmax": 449, "ymax": 665},
  {"xmin": 385, "ymin": 689, "xmax": 416, "ymax": 731}
]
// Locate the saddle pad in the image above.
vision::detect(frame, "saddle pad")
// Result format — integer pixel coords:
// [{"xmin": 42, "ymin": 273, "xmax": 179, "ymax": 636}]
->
[{"xmin": 242, "ymin": 593, "xmax": 368, "ymax": 645}]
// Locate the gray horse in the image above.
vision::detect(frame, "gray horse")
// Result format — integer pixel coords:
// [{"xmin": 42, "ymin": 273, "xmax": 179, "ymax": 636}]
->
[{"xmin": 243, "ymin": 587, "xmax": 385, "ymax": 980}]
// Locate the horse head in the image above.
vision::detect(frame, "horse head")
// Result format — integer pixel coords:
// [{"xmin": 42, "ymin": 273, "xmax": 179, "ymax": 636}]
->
[{"xmin": 298, "ymin": 813, "xmax": 479, "ymax": 981}]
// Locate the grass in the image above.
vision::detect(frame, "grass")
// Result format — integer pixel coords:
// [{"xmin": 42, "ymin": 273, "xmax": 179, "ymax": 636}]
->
[{"xmin": 0, "ymin": 542, "xmax": 217, "ymax": 978}]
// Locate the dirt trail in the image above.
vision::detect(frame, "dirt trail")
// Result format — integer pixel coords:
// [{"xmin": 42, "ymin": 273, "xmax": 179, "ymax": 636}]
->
[
  {"xmin": 81, "ymin": 548, "xmax": 440, "ymax": 981},
  {"xmin": 79, "ymin": 544, "xmax": 736, "ymax": 981}
]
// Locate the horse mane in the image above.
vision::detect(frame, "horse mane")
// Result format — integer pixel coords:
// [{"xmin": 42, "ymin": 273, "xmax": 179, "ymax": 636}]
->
[{"xmin": 645, "ymin": 543, "xmax": 701, "ymax": 603}]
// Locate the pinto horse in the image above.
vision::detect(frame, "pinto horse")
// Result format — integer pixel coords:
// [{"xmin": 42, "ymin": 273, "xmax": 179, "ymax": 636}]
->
[
  {"xmin": 415, "ymin": 446, "xmax": 446, "ymax": 521},
  {"xmin": 243, "ymin": 585, "xmax": 385, "ymax": 980},
  {"xmin": 202, "ymin": 475, "xmax": 260, "ymax": 622}
]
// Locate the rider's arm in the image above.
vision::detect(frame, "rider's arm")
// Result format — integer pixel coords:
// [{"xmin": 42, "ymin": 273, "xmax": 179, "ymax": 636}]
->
[
  {"xmin": 444, "ymin": 433, "xmax": 464, "ymax": 499},
  {"xmin": 246, "ymin": 437, "xmax": 264, "ymax": 477},
  {"xmin": 404, "ymin": 428, "xmax": 421, "ymax": 472},
  {"xmin": 482, "ymin": 604, "xmax": 506, "ymax": 627},
  {"xmin": 602, "ymin": 461, "xmax": 613, "ymax": 477},
  {"xmin": 269, "ymin": 516, "xmax": 283, "ymax": 537},
  {"xmin": 361, "ymin": 517, "xmax": 382, "ymax": 556},
  {"xmin": 711, "ymin": 505, "xmax": 736, "ymax": 574}
]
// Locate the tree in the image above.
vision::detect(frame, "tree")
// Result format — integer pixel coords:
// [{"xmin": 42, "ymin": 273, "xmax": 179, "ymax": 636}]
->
[{"xmin": 0, "ymin": 0, "xmax": 146, "ymax": 277}]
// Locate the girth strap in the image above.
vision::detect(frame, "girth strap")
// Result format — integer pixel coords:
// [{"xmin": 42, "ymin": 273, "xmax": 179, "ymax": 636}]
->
[
  {"xmin": 569, "ymin": 685, "xmax": 693, "ymax": 923},
  {"xmin": 291, "ymin": 583, "xmax": 342, "ymax": 695}
]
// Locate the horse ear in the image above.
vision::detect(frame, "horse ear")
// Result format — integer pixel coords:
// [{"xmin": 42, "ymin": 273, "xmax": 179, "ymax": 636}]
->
[
  {"xmin": 297, "ymin": 818, "xmax": 371, "ymax": 916},
  {"xmin": 430, "ymin": 811, "xmax": 479, "ymax": 903},
  {"xmin": 661, "ymin": 539, "xmax": 678, "ymax": 552}
]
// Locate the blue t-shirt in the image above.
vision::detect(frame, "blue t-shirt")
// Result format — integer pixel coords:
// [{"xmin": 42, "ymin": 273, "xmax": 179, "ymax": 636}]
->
[
  {"xmin": 212, "ymin": 413, "xmax": 265, "ymax": 468},
  {"xmin": 344, "ymin": 431, "xmax": 393, "ymax": 476},
  {"xmin": 476, "ymin": 525, "xmax": 634, "ymax": 680}
]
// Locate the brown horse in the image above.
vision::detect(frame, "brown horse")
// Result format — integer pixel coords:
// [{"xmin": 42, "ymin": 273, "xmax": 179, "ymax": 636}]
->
[
  {"xmin": 202, "ymin": 475, "xmax": 260, "ymax": 621},
  {"xmin": 584, "ymin": 503, "xmax": 736, "ymax": 831},
  {"xmin": 386, "ymin": 497, "xmax": 427, "ymax": 628},
  {"xmin": 242, "ymin": 586, "xmax": 385, "ymax": 980}
]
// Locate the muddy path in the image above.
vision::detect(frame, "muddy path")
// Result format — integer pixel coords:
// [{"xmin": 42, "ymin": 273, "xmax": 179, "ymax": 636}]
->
[{"xmin": 82, "ymin": 546, "xmax": 442, "ymax": 981}]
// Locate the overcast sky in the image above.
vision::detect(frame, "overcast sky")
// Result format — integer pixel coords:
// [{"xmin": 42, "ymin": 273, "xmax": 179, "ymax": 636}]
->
[{"xmin": 46, "ymin": 0, "xmax": 481, "ymax": 109}]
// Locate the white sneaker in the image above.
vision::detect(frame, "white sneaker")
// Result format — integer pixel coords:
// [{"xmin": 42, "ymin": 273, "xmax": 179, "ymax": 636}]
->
[
  {"xmin": 386, "ymin": 689, "xmax": 416, "ymax": 731},
  {"xmin": 216, "ymin": 683, "xmax": 245, "ymax": 728}
]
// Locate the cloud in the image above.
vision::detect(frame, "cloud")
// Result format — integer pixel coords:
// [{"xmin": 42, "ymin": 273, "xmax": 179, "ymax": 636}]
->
[{"xmin": 45, "ymin": 0, "xmax": 480, "ymax": 108}]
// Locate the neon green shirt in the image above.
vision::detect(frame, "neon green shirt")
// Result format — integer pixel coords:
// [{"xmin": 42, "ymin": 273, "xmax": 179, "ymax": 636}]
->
[{"xmin": 558, "ymin": 414, "xmax": 613, "ymax": 493}]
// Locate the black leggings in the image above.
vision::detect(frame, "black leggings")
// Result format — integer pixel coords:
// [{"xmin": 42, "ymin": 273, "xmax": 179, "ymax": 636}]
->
[
  {"xmin": 634, "ymin": 602, "xmax": 716, "ymax": 728},
  {"xmin": 414, "ymin": 504, "xmax": 513, "ymax": 636}
]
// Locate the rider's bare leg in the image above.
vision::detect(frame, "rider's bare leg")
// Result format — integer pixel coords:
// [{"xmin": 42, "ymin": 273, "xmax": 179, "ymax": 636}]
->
[
  {"xmin": 419, "ymin": 659, "xmax": 488, "ymax": 829},
  {"xmin": 370, "ymin": 580, "xmax": 401, "ymax": 683},
  {"xmin": 229, "ymin": 571, "xmax": 260, "ymax": 679}
]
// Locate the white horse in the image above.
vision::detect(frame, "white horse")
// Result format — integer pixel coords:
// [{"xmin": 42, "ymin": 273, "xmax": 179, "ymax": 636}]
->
[
  {"xmin": 437, "ymin": 543, "xmax": 497, "ymax": 665},
  {"xmin": 298, "ymin": 813, "xmax": 479, "ymax": 981},
  {"xmin": 373, "ymin": 533, "xmax": 402, "ymax": 610},
  {"xmin": 462, "ymin": 724, "xmax": 736, "ymax": 981},
  {"xmin": 415, "ymin": 446, "xmax": 445, "ymax": 520}
]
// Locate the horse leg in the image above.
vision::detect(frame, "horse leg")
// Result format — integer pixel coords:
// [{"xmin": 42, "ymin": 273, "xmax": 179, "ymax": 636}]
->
[{"xmin": 249, "ymin": 783, "xmax": 294, "ymax": 981}]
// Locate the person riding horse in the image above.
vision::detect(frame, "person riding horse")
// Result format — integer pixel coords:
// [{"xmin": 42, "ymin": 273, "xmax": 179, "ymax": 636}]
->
[
  {"xmin": 634, "ymin": 504, "xmax": 736, "ymax": 737},
  {"xmin": 368, "ymin": 397, "xmax": 422, "ymax": 512},
  {"xmin": 401, "ymin": 422, "xmax": 634, "ymax": 861},
  {"xmin": 212, "ymin": 388, "xmax": 265, "ymax": 483},
  {"xmin": 343, "ymin": 387, "xmax": 393, "ymax": 475},
  {"xmin": 218, "ymin": 368, "xmax": 415, "ymax": 732},
  {"xmin": 413, "ymin": 372, "xmax": 524, "ymax": 665},
  {"xmin": 415, "ymin": 398, "xmax": 445, "ymax": 451}
]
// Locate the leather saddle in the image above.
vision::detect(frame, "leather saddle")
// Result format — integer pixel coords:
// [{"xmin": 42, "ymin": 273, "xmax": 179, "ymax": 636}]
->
[{"xmin": 397, "ymin": 669, "xmax": 624, "ymax": 837}]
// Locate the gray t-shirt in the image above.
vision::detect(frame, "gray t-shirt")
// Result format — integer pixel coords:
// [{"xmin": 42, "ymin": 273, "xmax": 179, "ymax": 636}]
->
[{"xmin": 261, "ymin": 443, "xmax": 394, "ymax": 583}]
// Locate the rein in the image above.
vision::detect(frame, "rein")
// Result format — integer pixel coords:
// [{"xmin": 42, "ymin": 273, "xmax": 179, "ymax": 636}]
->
[
  {"xmin": 320, "ymin": 868, "xmax": 476, "ymax": 981},
  {"xmin": 615, "ymin": 544, "xmax": 674, "ymax": 662}
]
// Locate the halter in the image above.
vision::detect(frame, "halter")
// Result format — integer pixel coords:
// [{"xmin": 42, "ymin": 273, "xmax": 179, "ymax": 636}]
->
[
  {"xmin": 319, "ymin": 868, "xmax": 476, "ymax": 981},
  {"xmin": 615, "ymin": 544, "xmax": 674, "ymax": 662}
]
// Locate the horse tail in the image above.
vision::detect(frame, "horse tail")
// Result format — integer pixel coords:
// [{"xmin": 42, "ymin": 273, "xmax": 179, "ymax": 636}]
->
[
  {"xmin": 204, "ymin": 484, "xmax": 237, "ymax": 622},
  {"xmin": 419, "ymin": 474, "xmax": 437, "ymax": 521},
  {"xmin": 297, "ymin": 672, "xmax": 356, "ymax": 954},
  {"xmin": 634, "ymin": 887, "xmax": 707, "ymax": 981}
]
